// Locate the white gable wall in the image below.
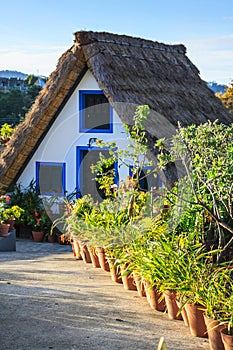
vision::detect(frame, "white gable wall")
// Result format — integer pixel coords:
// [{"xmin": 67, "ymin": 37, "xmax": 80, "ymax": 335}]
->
[{"xmin": 17, "ymin": 70, "xmax": 130, "ymax": 194}]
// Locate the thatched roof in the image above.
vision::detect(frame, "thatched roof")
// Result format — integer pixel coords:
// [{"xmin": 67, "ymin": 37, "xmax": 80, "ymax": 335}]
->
[{"xmin": 0, "ymin": 31, "xmax": 231, "ymax": 192}]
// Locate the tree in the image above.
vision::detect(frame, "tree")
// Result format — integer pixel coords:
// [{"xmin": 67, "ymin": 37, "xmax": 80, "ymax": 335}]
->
[
  {"xmin": 23, "ymin": 85, "xmax": 42, "ymax": 113},
  {"xmin": 156, "ymin": 120, "xmax": 233, "ymax": 261},
  {"xmin": 0, "ymin": 79, "xmax": 42, "ymax": 126},
  {"xmin": 216, "ymin": 81, "xmax": 233, "ymax": 115},
  {"xmin": 0, "ymin": 89, "xmax": 25, "ymax": 125}
]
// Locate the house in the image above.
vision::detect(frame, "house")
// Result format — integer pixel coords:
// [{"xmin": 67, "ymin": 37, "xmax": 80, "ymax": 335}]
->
[
  {"xmin": 34, "ymin": 77, "xmax": 46, "ymax": 89},
  {"xmin": 0, "ymin": 77, "xmax": 27, "ymax": 92},
  {"xmin": 0, "ymin": 31, "xmax": 231, "ymax": 200}
]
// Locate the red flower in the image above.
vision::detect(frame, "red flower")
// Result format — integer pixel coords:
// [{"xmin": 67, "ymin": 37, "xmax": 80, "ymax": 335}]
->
[{"xmin": 5, "ymin": 195, "xmax": 11, "ymax": 202}]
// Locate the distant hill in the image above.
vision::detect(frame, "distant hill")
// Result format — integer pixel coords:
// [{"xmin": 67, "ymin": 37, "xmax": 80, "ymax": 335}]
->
[
  {"xmin": 207, "ymin": 81, "xmax": 226, "ymax": 94},
  {"xmin": 0, "ymin": 70, "xmax": 28, "ymax": 79}
]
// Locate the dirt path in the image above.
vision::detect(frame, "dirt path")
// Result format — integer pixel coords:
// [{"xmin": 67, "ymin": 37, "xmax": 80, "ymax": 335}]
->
[{"xmin": 0, "ymin": 239, "xmax": 210, "ymax": 350}]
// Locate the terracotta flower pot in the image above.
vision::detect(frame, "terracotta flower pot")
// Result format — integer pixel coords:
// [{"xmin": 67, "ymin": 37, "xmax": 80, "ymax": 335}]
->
[
  {"xmin": 108, "ymin": 261, "xmax": 122, "ymax": 283},
  {"xmin": 133, "ymin": 274, "xmax": 146, "ymax": 297},
  {"xmin": 121, "ymin": 273, "xmax": 137, "ymax": 291},
  {"xmin": 96, "ymin": 247, "xmax": 110, "ymax": 272},
  {"xmin": 185, "ymin": 303, "xmax": 207, "ymax": 338},
  {"xmin": 176, "ymin": 300, "xmax": 189, "ymax": 327},
  {"xmin": 71, "ymin": 237, "xmax": 82, "ymax": 260},
  {"xmin": 144, "ymin": 281, "xmax": 166, "ymax": 312},
  {"xmin": 78, "ymin": 242, "xmax": 91, "ymax": 263},
  {"xmin": 32, "ymin": 231, "xmax": 44, "ymax": 242},
  {"xmin": 220, "ymin": 328, "xmax": 233, "ymax": 350},
  {"xmin": 47, "ymin": 233, "xmax": 56, "ymax": 243},
  {"xmin": 0, "ymin": 224, "xmax": 10, "ymax": 237},
  {"xmin": 204, "ymin": 315, "xmax": 224, "ymax": 350},
  {"xmin": 120, "ymin": 266, "xmax": 137, "ymax": 291},
  {"xmin": 87, "ymin": 246, "xmax": 101, "ymax": 268},
  {"xmin": 164, "ymin": 290, "xmax": 183, "ymax": 320}
]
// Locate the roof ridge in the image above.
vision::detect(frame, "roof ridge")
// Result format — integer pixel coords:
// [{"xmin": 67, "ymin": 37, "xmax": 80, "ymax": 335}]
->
[{"xmin": 75, "ymin": 31, "xmax": 186, "ymax": 55}]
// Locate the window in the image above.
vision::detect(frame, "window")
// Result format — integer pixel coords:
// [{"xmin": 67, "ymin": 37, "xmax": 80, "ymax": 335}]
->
[
  {"xmin": 36, "ymin": 162, "xmax": 66, "ymax": 195},
  {"xmin": 79, "ymin": 90, "xmax": 113, "ymax": 133}
]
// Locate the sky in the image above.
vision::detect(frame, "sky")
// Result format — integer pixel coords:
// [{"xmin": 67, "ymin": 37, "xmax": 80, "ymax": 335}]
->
[{"xmin": 0, "ymin": 0, "xmax": 232, "ymax": 84}]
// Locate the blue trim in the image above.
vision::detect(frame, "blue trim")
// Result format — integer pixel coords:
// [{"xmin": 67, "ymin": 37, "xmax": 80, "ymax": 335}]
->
[
  {"xmin": 113, "ymin": 161, "xmax": 119, "ymax": 187},
  {"xmin": 76, "ymin": 146, "xmax": 118, "ymax": 198},
  {"xmin": 79, "ymin": 90, "xmax": 113, "ymax": 133},
  {"xmin": 129, "ymin": 165, "xmax": 134, "ymax": 177},
  {"xmin": 36, "ymin": 161, "xmax": 66, "ymax": 196}
]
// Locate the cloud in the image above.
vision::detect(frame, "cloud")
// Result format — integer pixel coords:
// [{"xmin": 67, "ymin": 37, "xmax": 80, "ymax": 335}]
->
[
  {"xmin": 223, "ymin": 16, "xmax": 233, "ymax": 21},
  {"xmin": 184, "ymin": 35, "xmax": 233, "ymax": 51},
  {"xmin": 0, "ymin": 46, "xmax": 68, "ymax": 76},
  {"xmin": 182, "ymin": 35, "xmax": 233, "ymax": 84}
]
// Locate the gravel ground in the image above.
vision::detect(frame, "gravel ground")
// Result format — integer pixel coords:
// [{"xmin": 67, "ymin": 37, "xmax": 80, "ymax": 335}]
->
[{"xmin": 0, "ymin": 239, "xmax": 210, "ymax": 350}]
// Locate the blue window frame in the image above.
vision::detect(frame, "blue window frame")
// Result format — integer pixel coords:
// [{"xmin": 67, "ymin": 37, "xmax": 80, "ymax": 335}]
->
[
  {"xmin": 79, "ymin": 90, "xmax": 113, "ymax": 133},
  {"xmin": 36, "ymin": 161, "xmax": 66, "ymax": 196}
]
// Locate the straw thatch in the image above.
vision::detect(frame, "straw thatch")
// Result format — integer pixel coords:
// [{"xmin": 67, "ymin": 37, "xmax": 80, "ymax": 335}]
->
[{"xmin": 0, "ymin": 31, "xmax": 231, "ymax": 193}]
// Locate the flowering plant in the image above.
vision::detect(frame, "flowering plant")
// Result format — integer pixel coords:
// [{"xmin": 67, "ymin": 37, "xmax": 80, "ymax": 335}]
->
[
  {"xmin": 0, "ymin": 194, "xmax": 11, "ymax": 205},
  {"xmin": 0, "ymin": 195, "xmax": 12, "ymax": 224},
  {"xmin": 28, "ymin": 210, "xmax": 51, "ymax": 232},
  {"xmin": 1, "ymin": 205, "xmax": 24, "ymax": 221}
]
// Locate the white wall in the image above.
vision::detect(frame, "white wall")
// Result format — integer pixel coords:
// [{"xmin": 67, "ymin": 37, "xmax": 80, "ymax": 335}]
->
[{"xmin": 17, "ymin": 70, "xmax": 130, "ymax": 193}]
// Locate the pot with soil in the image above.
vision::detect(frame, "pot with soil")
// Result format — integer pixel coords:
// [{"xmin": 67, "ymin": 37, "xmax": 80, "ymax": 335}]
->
[
  {"xmin": 87, "ymin": 246, "xmax": 101, "ymax": 268},
  {"xmin": 176, "ymin": 300, "xmax": 189, "ymax": 327},
  {"xmin": 220, "ymin": 328, "xmax": 233, "ymax": 350},
  {"xmin": 70, "ymin": 236, "xmax": 82, "ymax": 260},
  {"xmin": 121, "ymin": 267, "xmax": 137, "ymax": 291},
  {"xmin": 32, "ymin": 231, "xmax": 44, "ymax": 242},
  {"xmin": 96, "ymin": 247, "xmax": 110, "ymax": 272},
  {"xmin": 79, "ymin": 241, "xmax": 91, "ymax": 263},
  {"xmin": 133, "ymin": 273, "xmax": 146, "ymax": 297},
  {"xmin": 144, "ymin": 280, "xmax": 166, "ymax": 311},
  {"xmin": 108, "ymin": 260, "xmax": 122, "ymax": 284},
  {"xmin": 204, "ymin": 315, "xmax": 224, "ymax": 350},
  {"xmin": 0, "ymin": 223, "xmax": 10, "ymax": 237},
  {"xmin": 185, "ymin": 303, "xmax": 208, "ymax": 338},
  {"xmin": 164, "ymin": 290, "xmax": 183, "ymax": 321}
]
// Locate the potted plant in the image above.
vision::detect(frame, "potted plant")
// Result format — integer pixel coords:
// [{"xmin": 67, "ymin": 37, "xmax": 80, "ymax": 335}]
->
[
  {"xmin": 0, "ymin": 193, "xmax": 24, "ymax": 236},
  {"xmin": 219, "ymin": 282, "xmax": 233, "ymax": 350},
  {"xmin": 28, "ymin": 210, "xmax": 51, "ymax": 242},
  {"xmin": 200, "ymin": 265, "xmax": 232, "ymax": 350},
  {"xmin": 0, "ymin": 194, "xmax": 11, "ymax": 236},
  {"xmin": 0, "ymin": 218, "xmax": 10, "ymax": 237},
  {"xmin": 2, "ymin": 205, "xmax": 24, "ymax": 231},
  {"xmin": 7, "ymin": 181, "xmax": 43, "ymax": 238}
]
